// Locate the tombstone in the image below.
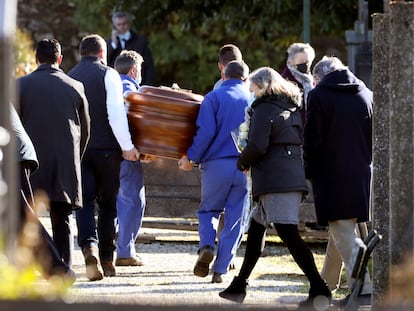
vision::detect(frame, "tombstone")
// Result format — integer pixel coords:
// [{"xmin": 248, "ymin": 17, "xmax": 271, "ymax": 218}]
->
[{"xmin": 345, "ymin": 0, "xmax": 373, "ymax": 88}]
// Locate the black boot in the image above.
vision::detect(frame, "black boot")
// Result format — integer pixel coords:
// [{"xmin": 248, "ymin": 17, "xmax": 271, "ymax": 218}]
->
[
  {"xmin": 299, "ymin": 282, "xmax": 331, "ymax": 309},
  {"xmin": 219, "ymin": 276, "xmax": 248, "ymax": 303}
]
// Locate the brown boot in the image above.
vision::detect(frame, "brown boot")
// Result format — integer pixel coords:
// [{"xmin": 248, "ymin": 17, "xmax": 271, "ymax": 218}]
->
[
  {"xmin": 193, "ymin": 245, "xmax": 214, "ymax": 277},
  {"xmin": 82, "ymin": 245, "xmax": 103, "ymax": 281},
  {"xmin": 101, "ymin": 261, "xmax": 116, "ymax": 277}
]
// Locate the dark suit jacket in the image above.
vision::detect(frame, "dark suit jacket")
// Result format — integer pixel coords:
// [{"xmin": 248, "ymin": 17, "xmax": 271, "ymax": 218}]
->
[
  {"xmin": 107, "ymin": 30, "xmax": 155, "ymax": 86},
  {"xmin": 17, "ymin": 64, "xmax": 90, "ymax": 209}
]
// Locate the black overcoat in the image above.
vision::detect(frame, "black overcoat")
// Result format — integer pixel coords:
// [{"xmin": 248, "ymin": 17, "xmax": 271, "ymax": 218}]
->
[
  {"xmin": 303, "ymin": 69, "xmax": 372, "ymax": 226},
  {"xmin": 17, "ymin": 64, "xmax": 90, "ymax": 209}
]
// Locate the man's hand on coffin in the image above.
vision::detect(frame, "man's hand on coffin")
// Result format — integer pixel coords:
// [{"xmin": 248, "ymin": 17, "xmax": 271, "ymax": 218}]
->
[{"xmin": 178, "ymin": 156, "xmax": 193, "ymax": 171}]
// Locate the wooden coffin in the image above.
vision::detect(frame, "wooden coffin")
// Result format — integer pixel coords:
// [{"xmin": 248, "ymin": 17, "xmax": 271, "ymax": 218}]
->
[{"xmin": 125, "ymin": 85, "xmax": 204, "ymax": 159}]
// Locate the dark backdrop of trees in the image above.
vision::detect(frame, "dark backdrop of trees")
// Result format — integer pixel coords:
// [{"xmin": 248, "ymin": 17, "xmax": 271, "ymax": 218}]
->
[{"xmin": 18, "ymin": 0, "xmax": 359, "ymax": 94}]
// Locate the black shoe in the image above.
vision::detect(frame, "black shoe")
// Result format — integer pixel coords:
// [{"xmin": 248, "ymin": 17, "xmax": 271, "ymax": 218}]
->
[
  {"xmin": 299, "ymin": 282, "xmax": 331, "ymax": 309},
  {"xmin": 46, "ymin": 267, "xmax": 76, "ymax": 285},
  {"xmin": 193, "ymin": 245, "xmax": 214, "ymax": 277},
  {"xmin": 63, "ymin": 268, "xmax": 77, "ymax": 285},
  {"xmin": 219, "ymin": 276, "xmax": 248, "ymax": 303}
]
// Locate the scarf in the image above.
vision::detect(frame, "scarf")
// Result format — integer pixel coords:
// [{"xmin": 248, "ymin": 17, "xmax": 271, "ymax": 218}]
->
[{"xmin": 287, "ymin": 64, "xmax": 314, "ymax": 109}]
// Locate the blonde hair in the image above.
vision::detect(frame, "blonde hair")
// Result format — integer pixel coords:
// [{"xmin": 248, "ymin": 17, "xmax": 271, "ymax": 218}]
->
[{"xmin": 249, "ymin": 67, "xmax": 302, "ymax": 103}]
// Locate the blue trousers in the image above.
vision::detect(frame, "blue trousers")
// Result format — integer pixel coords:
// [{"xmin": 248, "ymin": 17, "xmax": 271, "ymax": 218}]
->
[
  {"xmin": 116, "ymin": 160, "xmax": 146, "ymax": 258},
  {"xmin": 198, "ymin": 158, "xmax": 249, "ymax": 274},
  {"xmin": 76, "ymin": 150, "xmax": 121, "ymax": 262}
]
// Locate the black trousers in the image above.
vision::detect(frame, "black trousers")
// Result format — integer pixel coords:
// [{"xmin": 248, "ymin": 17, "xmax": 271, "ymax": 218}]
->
[
  {"xmin": 75, "ymin": 149, "xmax": 122, "ymax": 261},
  {"xmin": 19, "ymin": 163, "xmax": 71, "ymax": 276},
  {"xmin": 238, "ymin": 219, "xmax": 326, "ymax": 290}
]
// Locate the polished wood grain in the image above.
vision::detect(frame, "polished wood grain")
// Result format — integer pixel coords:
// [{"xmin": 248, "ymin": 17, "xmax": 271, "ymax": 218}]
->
[{"xmin": 125, "ymin": 86, "xmax": 203, "ymax": 159}]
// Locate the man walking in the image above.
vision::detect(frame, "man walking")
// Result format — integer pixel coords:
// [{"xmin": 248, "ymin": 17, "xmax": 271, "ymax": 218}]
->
[
  {"xmin": 113, "ymin": 50, "xmax": 147, "ymax": 267},
  {"xmin": 178, "ymin": 60, "xmax": 250, "ymax": 283},
  {"xmin": 17, "ymin": 38, "xmax": 90, "ymax": 271},
  {"xmin": 303, "ymin": 56, "xmax": 373, "ymax": 305},
  {"xmin": 69, "ymin": 34, "xmax": 139, "ymax": 281}
]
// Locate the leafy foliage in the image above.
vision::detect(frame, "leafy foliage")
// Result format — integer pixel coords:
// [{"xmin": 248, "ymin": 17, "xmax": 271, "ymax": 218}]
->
[
  {"xmin": 14, "ymin": 28, "xmax": 36, "ymax": 77},
  {"xmin": 0, "ymin": 217, "xmax": 73, "ymax": 300},
  {"xmin": 72, "ymin": 0, "xmax": 357, "ymax": 94}
]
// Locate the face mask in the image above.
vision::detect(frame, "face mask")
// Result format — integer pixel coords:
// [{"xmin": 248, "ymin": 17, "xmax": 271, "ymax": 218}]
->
[
  {"xmin": 118, "ymin": 31, "xmax": 131, "ymax": 40},
  {"xmin": 296, "ymin": 62, "xmax": 309, "ymax": 74},
  {"xmin": 248, "ymin": 92, "xmax": 255, "ymax": 106},
  {"xmin": 135, "ymin": 75, "xmax": 142, "ymax": 86}
]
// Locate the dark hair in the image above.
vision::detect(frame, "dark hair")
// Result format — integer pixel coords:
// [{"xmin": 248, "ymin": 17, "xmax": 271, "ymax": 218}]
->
[
  {"xmin": 35, "ymin": 39, "xmax": 61, "ymax": 64},
  {"xmin": 218, "ymin": 44, "xmax": 242, "ymax": 66},
  {"xmin": 224, "ymin": 60, "xmax": 249, "ymax": 80},
  {"xmin": 114, "ymin": 50, "xmax": 143, "ymax": 74},
  {"xmin": 79, "ymin": 34, "xmax": 106, "ymax": 57}
]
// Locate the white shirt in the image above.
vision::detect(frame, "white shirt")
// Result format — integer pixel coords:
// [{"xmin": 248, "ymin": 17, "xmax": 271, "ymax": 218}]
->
[{"xmin": 104, "ymin": 68, "xmax": 135, "ymax": 151}]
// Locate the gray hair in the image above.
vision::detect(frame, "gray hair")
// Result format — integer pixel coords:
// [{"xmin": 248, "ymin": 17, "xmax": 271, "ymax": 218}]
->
[
  {"xmin": 287, "ymin": 43, "xmax": 315, "ymax": 62},
  {"xmin": 312, "ymin": 56, "xmax": 347, "ymax": 80},
  {"xmin": 112, "ymin": 11, "xmax": 132, "ymax": 23}
]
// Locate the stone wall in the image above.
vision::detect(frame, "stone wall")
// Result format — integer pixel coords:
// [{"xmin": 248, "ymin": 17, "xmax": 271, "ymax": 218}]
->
[
  {"xmin": 142, "ymin": 158, "xmax": 317, "ymax": 227},
  {"xmin": 142, "ymin": 158, "xmax": 201, "ymax": 218}
]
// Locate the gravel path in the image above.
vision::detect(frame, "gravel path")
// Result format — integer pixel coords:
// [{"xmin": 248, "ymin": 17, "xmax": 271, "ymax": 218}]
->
[
  {"xmin": 39, "ymin": 217, "xmax": 365, "ymax": 310},
  {"xmin": 69, "ymin": 237, "xmax": 308, "ymax": 308}
]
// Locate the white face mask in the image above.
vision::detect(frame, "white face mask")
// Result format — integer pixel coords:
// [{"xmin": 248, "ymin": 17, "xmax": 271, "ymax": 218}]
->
[
  {"xmin": 135, "ymin": 75, "xmax": 142, "ymax": 86},
  {"xmin": 248, "ymin": 91, "xmax": 255, "ymax": 106},
  {"xmin": 118, "ymin": 31, "xmax": 131, "ymax": 40}
]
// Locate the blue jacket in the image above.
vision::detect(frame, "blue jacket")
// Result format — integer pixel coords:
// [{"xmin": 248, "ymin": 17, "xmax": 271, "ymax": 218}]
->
[
  {"xmin": 120, "ymin": 74, "xmax": 139, "ymax": 94},
  {"xmin": 187, "ymin": 79, "xmax": 249, "ymax": 163}
]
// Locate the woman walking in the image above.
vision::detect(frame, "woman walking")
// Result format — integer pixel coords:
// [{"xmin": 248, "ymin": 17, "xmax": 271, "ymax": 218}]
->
[{"xmin": 219, "ymin": 67, "xmax": 331, "ymax": 309}]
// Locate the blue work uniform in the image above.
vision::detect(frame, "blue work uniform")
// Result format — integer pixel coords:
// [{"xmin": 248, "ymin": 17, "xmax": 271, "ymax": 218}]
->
[
  {"xmin": 116, "ymin": 74, "xmax": 146, "ymax": 259},
  {"xmin": 187, "ymin": 79, "xmax": 250, "ymax": 275}
]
